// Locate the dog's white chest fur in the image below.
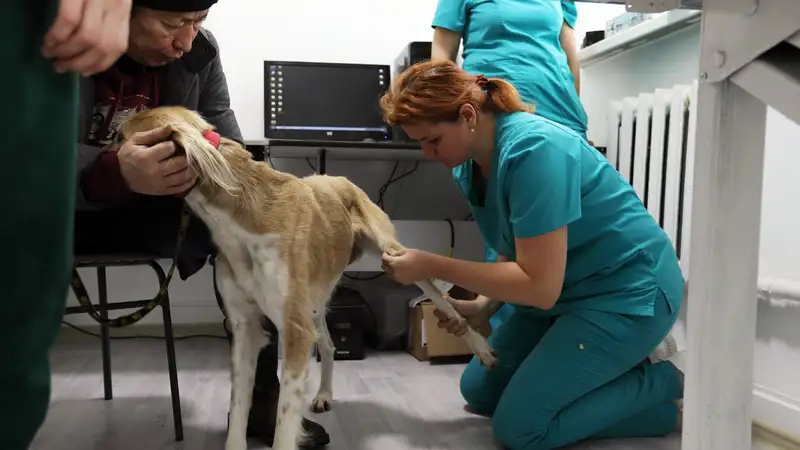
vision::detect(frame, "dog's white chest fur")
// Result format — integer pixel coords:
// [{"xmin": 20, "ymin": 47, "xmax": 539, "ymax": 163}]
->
[{"xmin": 185, "ymin": 191, "xmax": 286, "ymax": 327}]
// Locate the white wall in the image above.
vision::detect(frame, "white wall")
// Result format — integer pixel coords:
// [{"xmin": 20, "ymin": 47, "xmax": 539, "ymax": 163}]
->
[
  {"xmin": 579, "ymin": 22, "xmax": 800, "ymax": 440},
  {"xmin": 204, "ymin": 0, "xmax": 444, "ymax": 141}
]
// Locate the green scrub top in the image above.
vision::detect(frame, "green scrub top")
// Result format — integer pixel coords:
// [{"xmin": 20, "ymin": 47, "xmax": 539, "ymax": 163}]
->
[
  {"xmin": 453, "ymin": 112, "xmax": 684, "ymax": 317},
  {"xmin": 432, "ymin": 0, "xmax": 588, "ymax": 138}
]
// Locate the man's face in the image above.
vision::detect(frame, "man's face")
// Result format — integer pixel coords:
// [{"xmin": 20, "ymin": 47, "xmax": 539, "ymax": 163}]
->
[{"xmin": 127, "ymin": 7, "xmax": 209, "ymax": 67}]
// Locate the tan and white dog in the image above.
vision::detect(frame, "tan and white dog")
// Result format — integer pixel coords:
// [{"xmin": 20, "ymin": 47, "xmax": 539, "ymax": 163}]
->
[{"xmin": 117, "ymin": 106, "xmax": 498, "ymax": 450}]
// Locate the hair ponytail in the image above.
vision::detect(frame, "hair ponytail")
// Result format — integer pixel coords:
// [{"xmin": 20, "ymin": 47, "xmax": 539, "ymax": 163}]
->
[
  {"xmin": 380, "ymin": 60, "xmax": 534, "ymax": 126},
  {"xmin": 483, "ymin": 78, "xmax": 534, "ymax": 115}
]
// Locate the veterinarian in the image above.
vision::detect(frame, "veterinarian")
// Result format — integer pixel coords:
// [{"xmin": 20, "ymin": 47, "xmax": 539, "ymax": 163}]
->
[
  {"xmin": 430, "ymin": 0, "xmax": 589, "ymax": 309},
  {"xmin": 70, "ymin": 0, "xmax": 329, "ymax": 447},
  {"xmin": 3, "ymin": 0, "xmax": 130, "ymax": 448},
  {"xmin": 379, "ymin": 60, "xmax": 685, "ymax": 450}
]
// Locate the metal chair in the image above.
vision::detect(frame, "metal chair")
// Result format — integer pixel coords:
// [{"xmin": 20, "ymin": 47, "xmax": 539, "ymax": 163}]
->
[{"xmin": 64, "ymin": 254, "xmax": 183, "ymax": 442}]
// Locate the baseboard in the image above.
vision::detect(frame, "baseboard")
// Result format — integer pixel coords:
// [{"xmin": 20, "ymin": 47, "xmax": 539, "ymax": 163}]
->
[
  {"xmin": 753, "ymin": 383, "xmax": 800, "ymax": 445},
  {"xmin": 754, "ymin": 424, "xmax": 800, "ymax": 450}
]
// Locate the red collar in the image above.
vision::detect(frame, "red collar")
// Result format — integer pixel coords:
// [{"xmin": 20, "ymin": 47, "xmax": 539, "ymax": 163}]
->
[{"xmin": 203, "ymin": 129, "xmax": 221, "ymax": 148}]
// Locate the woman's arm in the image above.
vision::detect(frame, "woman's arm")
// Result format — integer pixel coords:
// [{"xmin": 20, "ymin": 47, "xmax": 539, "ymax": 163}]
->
[
  {"xmin": 559, "ymin": 22, "xmax": 581, "ymax": 96},
  {"xmin": 427, "ymin": 227, "xmax": 567, "ymax": 310},
  {"xmin": 432, "ymin": 26, "xmax": 461, "ymax": 62}
]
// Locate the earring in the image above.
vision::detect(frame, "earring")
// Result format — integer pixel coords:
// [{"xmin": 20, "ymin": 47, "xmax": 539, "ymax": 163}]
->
[{"xmin": 470, "ymin": 128, "xmax": 475, "ymax": 133}]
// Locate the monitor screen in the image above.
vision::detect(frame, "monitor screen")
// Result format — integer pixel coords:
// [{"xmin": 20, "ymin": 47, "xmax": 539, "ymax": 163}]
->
[{"xmin": 263, "ymin": 61, "xmax": 392, "ymax": 142}]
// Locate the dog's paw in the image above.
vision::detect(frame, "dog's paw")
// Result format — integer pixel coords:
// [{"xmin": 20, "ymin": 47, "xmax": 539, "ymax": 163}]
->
[
  {"xmin": 462, "ymin": 328, "xmax": 499, "ymax": 370},
  {"xmin": 477, "ymin": 347, "xmax": 498, "ymax": 370},
  {"xmin": 310, "ymin": 394, "xmax": 332, "ymax": 413}
]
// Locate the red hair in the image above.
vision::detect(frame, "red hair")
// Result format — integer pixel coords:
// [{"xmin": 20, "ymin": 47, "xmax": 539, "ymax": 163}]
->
[{"xmin": 380, "ymin": 60, "xmax": 534, "ymax": 126}]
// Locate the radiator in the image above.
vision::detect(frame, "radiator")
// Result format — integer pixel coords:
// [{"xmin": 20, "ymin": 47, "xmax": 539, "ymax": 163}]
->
[{"xmin": 605, "ymin": 82, "xmax": 699, "ymax": 277}]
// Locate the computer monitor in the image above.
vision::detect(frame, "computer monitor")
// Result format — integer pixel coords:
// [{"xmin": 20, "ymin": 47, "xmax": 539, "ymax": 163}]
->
[{"xmin": 263, "ymin": 60, "xmax": 392, "ymax": 142}]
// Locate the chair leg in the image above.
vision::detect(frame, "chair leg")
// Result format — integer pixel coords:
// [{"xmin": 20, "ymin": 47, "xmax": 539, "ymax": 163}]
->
[
  {"xmin": 150, "ymin": 261, "xmax": 184, "ymax": 442},
  {"xmin": 97, "ymin": 267, "xmax": 113, "ymax": 401}
]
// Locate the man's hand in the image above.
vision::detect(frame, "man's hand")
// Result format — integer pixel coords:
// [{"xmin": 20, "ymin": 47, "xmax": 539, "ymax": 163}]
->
[
  {"xmin": 117, "ymin": 126, "xmax": 198, "ymax": 196},
  {"xmin": 41, "ymin": 0, "xmax": 132, "ymax": 76}
]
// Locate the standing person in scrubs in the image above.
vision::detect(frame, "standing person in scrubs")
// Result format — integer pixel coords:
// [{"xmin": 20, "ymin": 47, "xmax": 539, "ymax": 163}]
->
[
  {"xmin": 431, "ymin": 0, "xmax": 589, "ymax": 316},
  {"xmin": 379, "ymin": 60, "xmax": 685, "ymax": 450},
  {"xmin": 2, "ymin": 1, "xmax": 129, "ymax": 448},
  {"xmin": 431, "ymin": 0, "xmax": 586, "ymax": 138}
]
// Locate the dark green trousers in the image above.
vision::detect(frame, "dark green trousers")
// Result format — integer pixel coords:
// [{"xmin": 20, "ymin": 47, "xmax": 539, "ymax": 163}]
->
[{"xmin": 1, "ymin": 1, "xmax": 78, "ymax": 448}]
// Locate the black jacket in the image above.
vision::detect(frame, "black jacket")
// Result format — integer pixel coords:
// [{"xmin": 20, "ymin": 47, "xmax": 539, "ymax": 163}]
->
[{"xmin": 75, "ymin": 29, "xmax": 243, "ymax": 279}]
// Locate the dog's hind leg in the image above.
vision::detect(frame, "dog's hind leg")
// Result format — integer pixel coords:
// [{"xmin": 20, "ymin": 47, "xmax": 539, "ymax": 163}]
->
[
  {"xmin": 217, "ymin": 256, "xmax": 269, "ymax": 450},
  {"xmin": 311, "ymin": 311, "xmax": 334, "ymax": 413},
  {"xmin": 272, "ymin": 288, "xmax": 317, "ymax": 450}
]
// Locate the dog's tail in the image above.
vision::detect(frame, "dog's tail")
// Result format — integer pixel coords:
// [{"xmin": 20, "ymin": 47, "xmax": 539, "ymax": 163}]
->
[
  {"xmin": 171, "ymin": 123, "xmax": 240, "ymax": 196},
  {"xmin": 341, "ymin": 178, "xmax": 448, "ymax": 299},
  {"xmin": 338, "ymin": 178, "xmax": 401, "ymax": 254}
]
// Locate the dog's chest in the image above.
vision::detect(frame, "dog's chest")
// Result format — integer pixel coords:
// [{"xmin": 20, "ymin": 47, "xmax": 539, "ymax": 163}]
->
[{"xmin": 186, "ymin": 192, "xmax": 288, "ymax": 325}]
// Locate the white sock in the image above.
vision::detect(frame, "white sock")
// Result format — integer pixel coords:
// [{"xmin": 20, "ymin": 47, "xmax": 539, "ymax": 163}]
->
[{"xmin": 648, "ymin": 333, "xmax": 679, "ymax": 364}]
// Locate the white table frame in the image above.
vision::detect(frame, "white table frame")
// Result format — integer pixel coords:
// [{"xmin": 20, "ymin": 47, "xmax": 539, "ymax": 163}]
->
[{"xmin": 578, "ymin": 0, "xmax": 800, "ymax": 448}]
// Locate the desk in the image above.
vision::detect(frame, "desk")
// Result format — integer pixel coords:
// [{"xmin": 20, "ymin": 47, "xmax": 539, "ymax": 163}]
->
[{"xmin": 246, "ymin": 139, "xmax": 425, "ymax": 175}]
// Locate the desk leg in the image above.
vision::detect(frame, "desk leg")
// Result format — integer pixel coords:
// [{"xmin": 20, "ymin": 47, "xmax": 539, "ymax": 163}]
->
[
  {"xmin": 682, "ymin": 79, "xmax": 767, "ymax": 449},
  {"xmin": 317, "ymin": 148, "xmax": 327, "ymax": 175}
]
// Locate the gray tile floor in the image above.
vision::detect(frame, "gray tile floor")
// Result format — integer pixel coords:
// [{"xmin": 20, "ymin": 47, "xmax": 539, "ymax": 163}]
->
[{"xmin": 30, "ymin": 334, "xmax": 772, "ymax": 449}]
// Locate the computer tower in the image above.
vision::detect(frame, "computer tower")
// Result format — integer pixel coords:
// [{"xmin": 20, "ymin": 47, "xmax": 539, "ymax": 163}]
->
[
  {"xmin": 315, "ymin": 286, "xmax": 367, "ymax": 361},
  {"xmin": 392, "ymin": 41, "xmax": 432, "ymax": 142}
]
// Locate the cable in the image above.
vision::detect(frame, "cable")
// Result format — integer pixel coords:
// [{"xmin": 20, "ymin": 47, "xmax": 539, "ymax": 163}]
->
[
  {"xmin": 61, "ymin": 320, "xmax": 228, "ymax": 341},
  {"xmin": 343, "ymin": 272, "xmax": 385, "ymax": 281},
  {"xmin": 444, "ymin": 218, "xmax": 455, "ymax": 258},
  {"xmin": 305, "ymin": 158, "xmax": 317, "ymax": 172},
  {"xmin": 377, "ymin": 161, "xmax": 420, "ymax": 210},
  {"xmin": 266, "ymin": 151, "xmax": 275, "ymax": 168}
]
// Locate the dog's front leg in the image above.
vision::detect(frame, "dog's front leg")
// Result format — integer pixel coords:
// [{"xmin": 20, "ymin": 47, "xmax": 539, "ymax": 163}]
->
[
  {"xmin": 217, "ymin": 257, "xmax": 267, "ymax": 450},
  {"xmin": 226, "ymin": 316, "xmax": 265, "ymax": 450},
  {"xmin": 311, "ymin": 312, "xmax": 334, "ymax": 413}
]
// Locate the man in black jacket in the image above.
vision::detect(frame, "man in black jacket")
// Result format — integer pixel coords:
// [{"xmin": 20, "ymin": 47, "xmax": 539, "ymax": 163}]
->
[{"xmin": 73, "ymin": 1, "xmax": 330, "ymax": 447}]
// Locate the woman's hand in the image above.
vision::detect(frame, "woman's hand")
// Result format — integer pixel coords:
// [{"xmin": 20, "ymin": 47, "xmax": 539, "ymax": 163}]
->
[
  {"xmin": 433, "ymin": 295, "xmax": 491, "ymax": 337},
  {"xmin": 380, "ymin": 248, "xmax": 438, "ymax": 285}
]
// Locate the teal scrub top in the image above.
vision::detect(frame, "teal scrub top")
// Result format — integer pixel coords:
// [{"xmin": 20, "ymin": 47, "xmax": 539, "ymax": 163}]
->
[
  {"xmin": 432, "ymin": 0, "xmax": 588, "ymax": 138},
  {"xmin": 453, "ymin": 112, "xmax": 685, "ymax": 317}
]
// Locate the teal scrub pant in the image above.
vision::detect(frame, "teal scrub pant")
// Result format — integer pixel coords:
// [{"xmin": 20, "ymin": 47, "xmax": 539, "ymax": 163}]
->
[
  {"xmin": 460, "ymin": 289, "xmax": 683, "ymax": 450},
  {"xmin": 1, "ymin": 1, "xmax": 78, "ymax": 449}
]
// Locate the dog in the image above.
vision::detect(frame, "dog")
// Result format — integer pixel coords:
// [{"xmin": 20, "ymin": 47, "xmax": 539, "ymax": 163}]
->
[{"xmin": 117, "ymin": 106, "xmax": 498, "ymax": 450}]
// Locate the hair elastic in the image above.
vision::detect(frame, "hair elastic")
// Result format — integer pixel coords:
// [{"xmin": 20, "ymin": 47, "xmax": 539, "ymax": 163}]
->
[{"xmin": 476, "ymin": 74, "xmax": 496, "ymax": 92}]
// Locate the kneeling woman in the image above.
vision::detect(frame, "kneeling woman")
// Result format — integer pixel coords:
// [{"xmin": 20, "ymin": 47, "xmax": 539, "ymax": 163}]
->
[{"xmin": 379, "ymin": 60, "xmax": 685, "ymax": 450}]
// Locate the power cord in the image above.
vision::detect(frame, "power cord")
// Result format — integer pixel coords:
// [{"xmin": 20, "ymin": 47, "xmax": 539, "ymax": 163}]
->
[
  {"xmin": 444, "ymin": 218, "xmax": 455, "ymax": 258},
  {"xmin": 377, "ymin": 161, "xmax": 420, "ymax": 211},
  {"xmin": 61, "ymin": 320, "xmax": 228, "ymax": 341},
  {"xmin": 343, "ymin": 272, "xmax": 385, "ymax": 281}
]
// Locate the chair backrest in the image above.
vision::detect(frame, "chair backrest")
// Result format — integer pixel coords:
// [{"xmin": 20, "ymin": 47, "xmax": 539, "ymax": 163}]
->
[{"xmin": 605, "ymin": 81, "xmax": 699, "ymax": 279}]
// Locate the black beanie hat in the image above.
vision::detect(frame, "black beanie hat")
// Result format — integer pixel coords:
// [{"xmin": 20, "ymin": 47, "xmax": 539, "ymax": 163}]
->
[{"xmin": 133, "ymin": 0, "xmax": 219, "ymax": 12}]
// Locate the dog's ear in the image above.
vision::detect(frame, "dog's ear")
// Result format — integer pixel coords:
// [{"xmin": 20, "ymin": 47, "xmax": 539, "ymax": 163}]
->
[
  {"xmin": 169, "ymin": 123, "xmax": 240, "ymax": 196},
  {"xmin": 164, "ymin": 125, "xmax": 187, "ymax": 157}
]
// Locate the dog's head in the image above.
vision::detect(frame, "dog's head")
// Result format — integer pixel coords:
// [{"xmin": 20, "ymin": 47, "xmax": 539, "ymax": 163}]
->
[{"xmin": 117, "ymin": 106, "xmax": 242, "ymax": 197}]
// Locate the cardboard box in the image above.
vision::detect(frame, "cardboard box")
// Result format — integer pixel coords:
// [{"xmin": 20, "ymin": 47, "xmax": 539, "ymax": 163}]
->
[{"xmin": 408, "ymin": 299, "xmax": 491, "ymax": 362}]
